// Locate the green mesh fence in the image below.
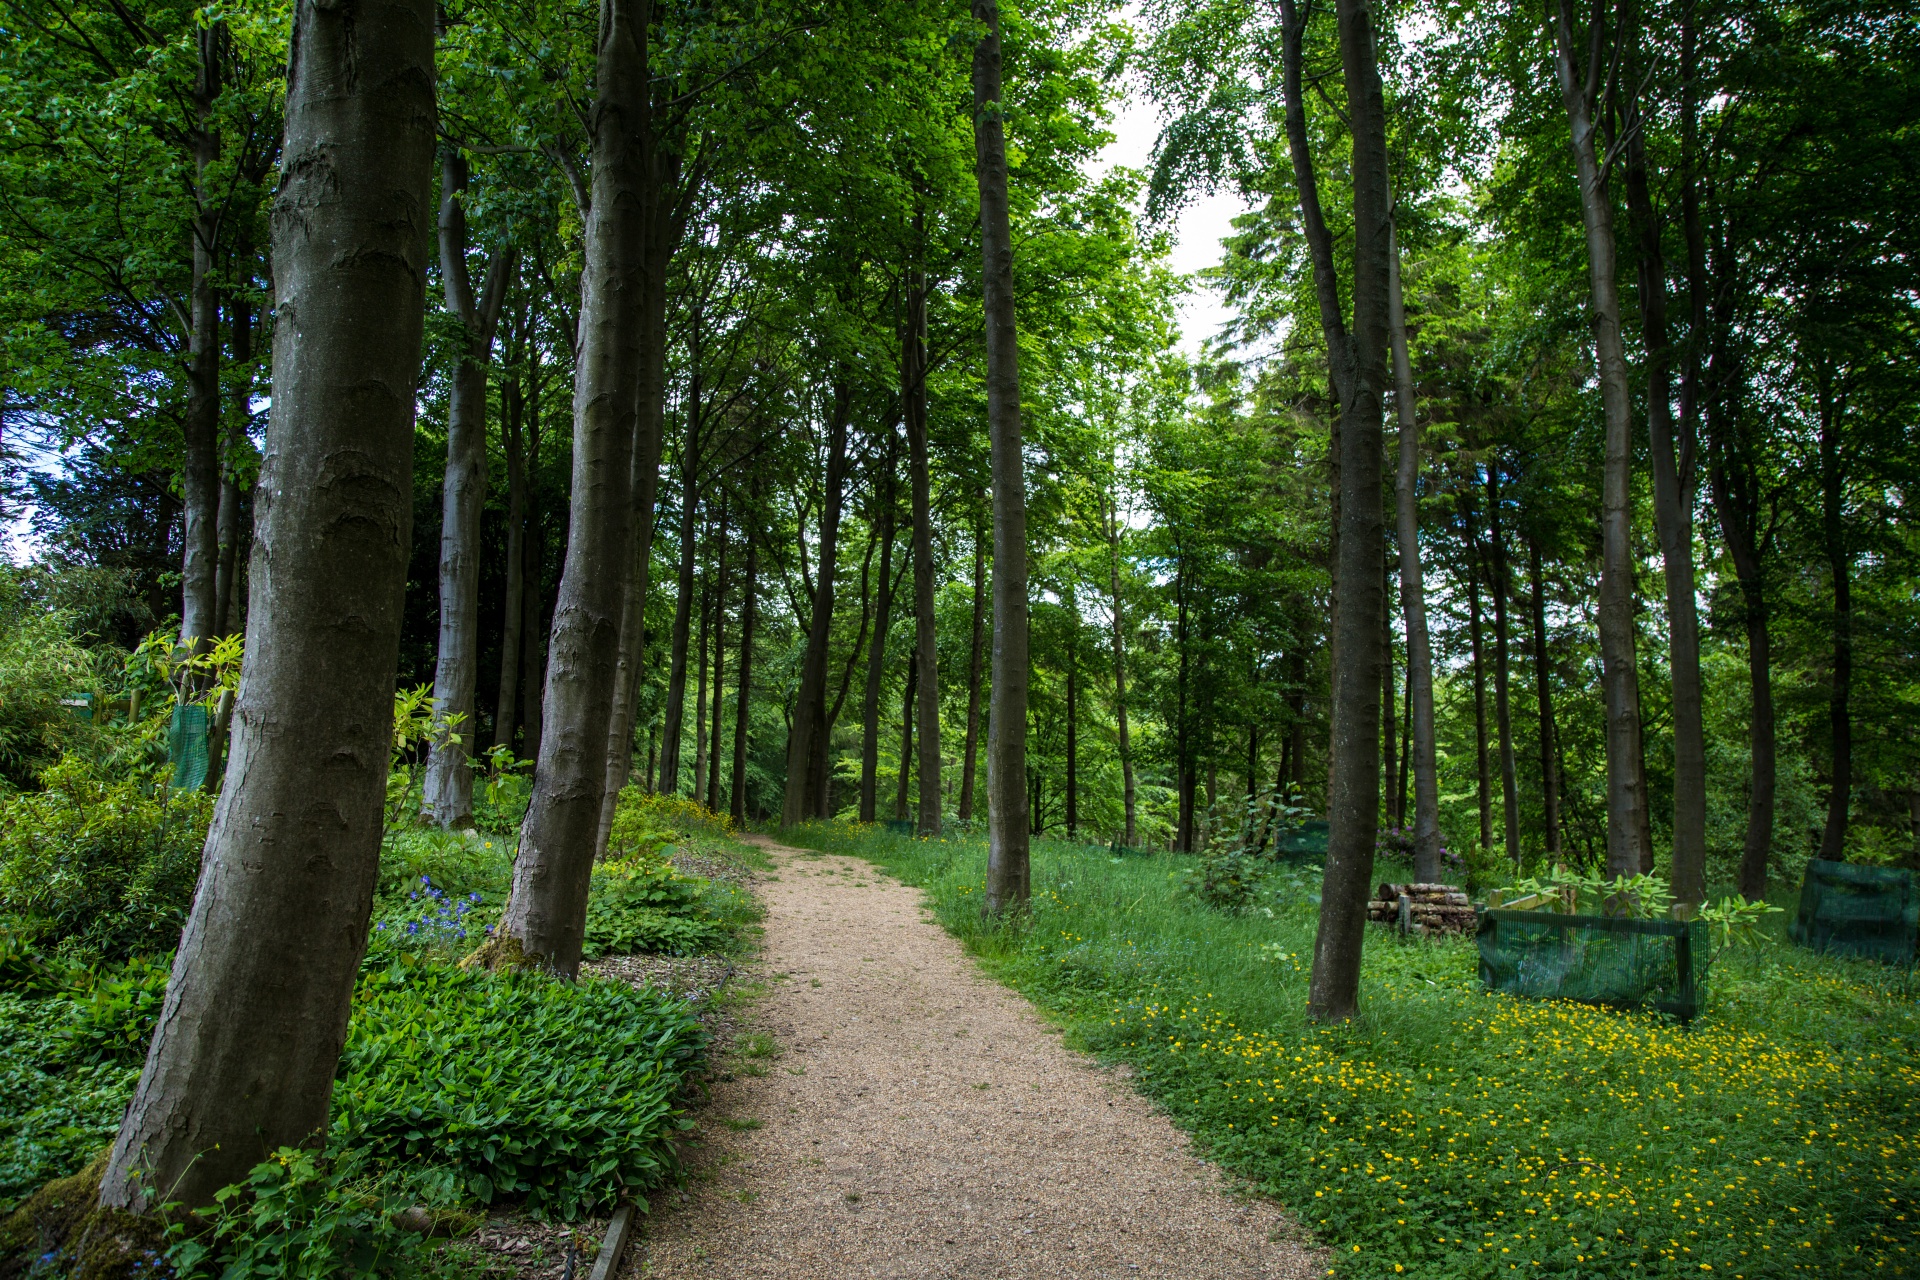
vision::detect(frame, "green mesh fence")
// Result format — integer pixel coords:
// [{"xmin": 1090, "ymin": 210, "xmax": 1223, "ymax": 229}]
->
[
  {"xmin": 1477, "ymin": 909, "xmax": 1709, "ymax": 1021},
  {"xmin": 168, "ymin": 703, "xmax": 209, "ymax": 791},
  {"xmin": 1788, "ymin": 860, "xmax": 1917, "ymax": 965}
]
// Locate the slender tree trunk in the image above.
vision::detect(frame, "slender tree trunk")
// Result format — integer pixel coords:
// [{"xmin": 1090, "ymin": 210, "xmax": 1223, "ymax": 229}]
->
[
  {"xmin": 894, "ymin": 655, "xmax": 916, "ymax": 821},
  {"xmin": 426, "ymin": 151, "xmax": 513, "ymax": 828},
  {"xmin": 99, "ymin": 0, "xmax": 434, "ymax": 1211},
  {"xmin": 494, "ymin": 365, "xmax": 526, "ymax": 751},
  {"xmin": 1463, "ymin": 500, "xmax": 1493, "ymax": 853},
  {"xmin": 905, "ymin": 255, "xmax": 942, "ymax": 836},
  {"xmin": 1817, "ymin": 382, "xmax": 1851, "ymax": 861},
  {"xmin": 1307, "ymin": 0, "xmax": 1390, "ymax": 1024},
  {"xmin": 1486, "ymin": 462, "xmax": 1522, "ymax": 865},
  {"xmin": 958, "ymin": 529, "xmax": 986, "ymax": 823},
  {"xmin": 974, "ymin": 0, "xmax": 1030, "ymax": 910},
  {"xmin": 1622, "ymin": 37, "xmax": 1706, "ymax": 903},
  {"xmin": 1379, "ymin": 561, "xmax": 1397, "ymax": 827},
  {"xmin": 520, "ymin": 457, "xmax": 546, "ymax": 761},
  {"xmin": 1391, "ymin": 215, "xmax": 1440, "ymax": 874},
  {"xmin": 1107, "ymin": 501, "xmax": 1137, "ymax": 846},
  {"xmin": 782, "ymin": 382, "xmax": 851, "ymax": 827},
  {"xmin": 1277, "ymin": 0, "xmax": 1354, "ymax": 407},
  {"xmin": 500, "ymin": 0, "xmax": 649, "ymax": 977},
  {"xmin": 1175, "ymin": 556, "xmax": 1194, "ymax": 853},
  {"xmin": 707, "ymin": 510, "xmax": 728, "ymax": 814},
  {"xmin": 659, "ymin": 317, "xmax": 704, "ymax": 795},
  {"xmin": 730, "ymin": 521, "xmax": 758, "ymax": 824},
  {"xmin": 692, "ymin": 565, "xmax": 711, "ymax": 808},
  {"xmin": 1526, "ymin": 535, "xmax": 1563, "ymax": 858},
  {"xmin": 860, "ymin": 468, "xmax": 898, "ymax": 823},
  {"xmin": 1288, "ymin": 646, "xmax": 1308, "ymax": 797},
  {"xmin": 1066, "ymin": 601, "xmax": 1079, "ymax": 840},
  {"xmin": 213, "ymin": 293, "xmax": 250, "ymax": 642},
  {"xmin": 1552, "ymin": 0, "xmax": 1649, "ymax": 879},
  {"xmin": 180, "ymin": 23, "xmax": 223, "ymax": 656}
]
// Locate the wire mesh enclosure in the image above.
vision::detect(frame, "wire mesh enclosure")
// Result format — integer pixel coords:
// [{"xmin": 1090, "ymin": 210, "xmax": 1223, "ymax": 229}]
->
[
  {"xmin": 1476, "ymin": 909, "xmax": 1709, "ymax": 1021},
  {"xmin": 1788, "ymin": 860, "xmax": 1918, "ymax": 965}
]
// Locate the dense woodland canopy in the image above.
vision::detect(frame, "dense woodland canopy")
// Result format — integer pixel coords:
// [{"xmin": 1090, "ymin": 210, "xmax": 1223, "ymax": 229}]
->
[{"xmin": 0, "ymin": 0, "xmax": 1915, "ymax": 1226}]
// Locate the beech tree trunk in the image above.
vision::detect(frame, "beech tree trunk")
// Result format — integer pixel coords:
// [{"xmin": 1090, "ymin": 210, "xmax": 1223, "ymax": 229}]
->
[
  {"xmin": 1552, "ymin": 0, "xmax": 1649, "ymax": 879},
  {"xmin": 98, "ymin": 0, "xmax": 435, "ymax": 1211},
  {"xmin": 180, "ymin": 22, "xmax": 223, "ymax": 656},
  {"xmin": 1306, "ymin": 0, "xmax": 1390, "ymax": 1024},
  {"xmin": 1622, "ymin": 38, "xmax": 1707, "ymax": 902},
  {"xmin": 906, "ymin": 260, "xmax": 942, "ymax": 836},
  {"xmin": 730, "ymin": 520, "xmax": 758, "ymax": 823},
  {"xmin": 500, "ymin": 0, "xmax": 649, "ymax": 977},
  {"xmin": 1107, "ymin": 500, "xmax": 1137, "ymax": 846},
  {"xmin": 1527, "ymin": 536, "xmax": 1563, "ymax": 857},
  {"xmin": 958, "ymin": 531, "xmax": 986, "ymax": 823},
  {"xmin": 860, "ymin": 466, "xmax": 898, "ymax": 823},
  {"xmin": 1486, "ymin": 463, "xmax": 1522, "ymax": 865},
  {"xmin": 1388, "ymin": 234, "xmax": 1440, "ymax": 879},
  {"xmin": 425, "ymin": 151, "xmax": 513, "ymax": 828},
  {"xmin": 781, "ymin": 382, "xmax": 851, "ymax": 827},
  {"xmin": 973, "ymin": 0, "xmax": 1030, "ymax": 913}
]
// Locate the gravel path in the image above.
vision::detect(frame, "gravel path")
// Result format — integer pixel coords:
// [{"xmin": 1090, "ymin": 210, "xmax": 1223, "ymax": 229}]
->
[{"xmin": 627, "ymin": 837, "xmax": 1322, "ymax": 1280}]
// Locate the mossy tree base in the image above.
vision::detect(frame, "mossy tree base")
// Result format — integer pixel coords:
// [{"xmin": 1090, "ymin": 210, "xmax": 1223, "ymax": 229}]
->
[{"xmin": 0, "ymin": 1153, "xmax": 168, "ymax": 1280}]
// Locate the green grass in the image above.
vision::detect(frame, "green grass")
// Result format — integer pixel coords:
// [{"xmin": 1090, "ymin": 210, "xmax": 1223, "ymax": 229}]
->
[{"xmin": 781, "ymin": 820, "xmax": 1920, "ymax": 1280}]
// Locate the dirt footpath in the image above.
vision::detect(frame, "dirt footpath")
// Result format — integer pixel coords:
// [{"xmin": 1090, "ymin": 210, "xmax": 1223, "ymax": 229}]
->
[{"xmin": 625, "ymin": 836, "xmax": 1322, "ymax": 1280}]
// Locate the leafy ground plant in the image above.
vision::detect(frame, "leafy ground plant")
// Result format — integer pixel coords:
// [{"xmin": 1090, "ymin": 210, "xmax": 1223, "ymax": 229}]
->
[{"xmin": 785, "ymin": 820, "xmax": 1920, "ymax": 1280}]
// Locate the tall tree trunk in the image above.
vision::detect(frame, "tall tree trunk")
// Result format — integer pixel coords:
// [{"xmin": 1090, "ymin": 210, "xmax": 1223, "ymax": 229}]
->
[
  {"xmin": 958, "ymin": 529, "xmax": 986, "ymax": 823},
  {"xmin": 520, "ymin": 438, "xmax": 546, "ymax": 761},
  {"xmin": 213, "ymin": 292, "xmax": 250, "ymax": 642},
  {"xmin": 1388, "ymin": 226, "xmax": 1441, "ymax": 875},
  {"xmin": 659, "ymin": 313, "xmax": 705, "ymax": 795},
  {"xmin": 1175, "ymin": 555, "xmax": 1194, "ymax": 853},
  {"xmin": 692, "ymin": 564, "xmax": 711, "ymax": 808},
  {"xmin": 180, "ymin": 21, "xmax": 223, "ymax": 656},
  {"xmin": 1463, "ymin": 499, "xmax": 1493, "ymax": 853},
  {"xmin": 1107, "ymin": 500, "xmax": 1137, "ymax": 846},
  {"xmin": 1817, "ymin": 379, "xmax": 1851, "ymax": 861},
  {"xmin": 1552, "ymin": 0, "xmax": 1649, "ymax": 879},
  {"xmin": 1526, "ymin": 535, "xmax": 1563, "ymax": 858},
  {"xmin": 860, "ymin": 466, "xmax": 899, "ymax": 823},
  {"xmin": 597, "ymin": 156, "xmax": 681, "ymax": 853},
  {"xmin": 1288, "ymin": 646, "xmax": 1308, "ymax": 797},
  {"xmin": 1307, "ymin": 0, "xmax": 1390, "ymax": 1024},
  {"xmin": 1066, "ymin": 600, "xmax": 1079, "ymax": 841},
  {"xmin": 493, "ymin": 362, "xmax": 526, "ymax": 751},
  {"xmin": 894, "ymin": 655, "xmax": 916, "ymax": 820},
  {"xmin": 99, "ymin": 0, "xmax": 434, "ymax": 1211},
  {"xmin": 974, "ymin": 0, "xmax": 1030, "ymax": 911},
  {"xmin": 730, "ymin": 520, "xmax": 758, "ymax": 823},
  {"xmin": 426, "ymin": 151, "xmax": 513, "ymax": 828},
  {"xmin": 1622, "ymin": 30, "xmax": 1706, "ymax": 903},
  {"xmin": 905, "ymin": 253, "xmax": 942, "ymax": 837},
  {"xmin": 1486, "ymin": 462, "xmax": 1522, "ymax": 865},
  {"xmin": 500, "ymin": 0, "xmax": 649, "ymax": 978},
  {"xmin": 707, "ymin": 507, "xmax": 728, "ymax": 813},
  {"xmin": 781, "ymin": 382, "xmax": 851, "ymax": 827},
  {"xmin": 1379, "ymin": 561, "xmax": 1397, "ymax": 827}
]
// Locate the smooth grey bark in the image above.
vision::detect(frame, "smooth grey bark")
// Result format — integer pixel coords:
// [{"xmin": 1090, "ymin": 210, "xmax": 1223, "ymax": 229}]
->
[
  {"xmin": 780, "ymin": 384, "xmax": 851, "ymax": 827},
  {"xmin": 1622, "ymin": 33, "xmax": 1706, "ymax": 902},
  {"xmin": 1486, "ymin": 462, "xmax": 1522, "ymax": 865},
  {"xmin": 1387, "ymin": 233, "xmax": 1440, "ymax": 880},
  {"xmin": 905, "ymin": 271, "xmax": 942, "ymax": 836},
  {"xmin": 501, "ymin": 0, "xmax": 649, "ymax": 977},
  {"xmin": 957, "ymin": 530, "xmax": 986, "ymax": 823},
  {"xmin": 1307, "ymin": 0, "xmax": 1390, "ymax": 1024},
  {"xmin": 1107, "ymin": 499, "xmax": 1137, "ymax": 847},
  {"xmin": 98, "ymin": 0, "xmax": 435, "ymax": 1212},
  {"xmin": 1552, "ymin": 0, "xmax": 1649, "ymax": 879},
  {"xmin": 859, "ymin": 468, "xmax": 898, "ymax": 824},
  {"xmin": 1526, "ymin": 536, "xmax": 1564, "ymax": 858},
  {"xmin": 425, "ymin": 150, "xmax": 513, "ymax": 828},
  {"xmin": 973, "ymin": 0, "xmax": 1029, "ymax": 913},
  {"xmin": 658, "ymin": 310, "xmax": 705, "ymax": 795},
  {"xmin": 180, "ymin": 22, "xmax": 223, "ymax": 655},
  {"xmin": 730, "ymin": 520, "xmax": 758, "ymax": 823},
  {"xmin": 493, "ymin": 363, "xmax": 526, "ymax": 750}
]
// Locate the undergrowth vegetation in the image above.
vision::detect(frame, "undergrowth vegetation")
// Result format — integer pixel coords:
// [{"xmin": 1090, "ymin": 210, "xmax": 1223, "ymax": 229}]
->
[{"xmin": 786, "ymin": 821, "xmax": 1920, "ymax": 1280}]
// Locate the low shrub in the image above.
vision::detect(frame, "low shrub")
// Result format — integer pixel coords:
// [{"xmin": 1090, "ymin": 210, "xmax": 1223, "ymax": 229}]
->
[
  {"xmin": 0, "ymin": 758, "xmax": 211, "ymax": 962},
  {"xmin": 581, "ymin": 856, "xmax": 728, "ymax": 959},
  {"xmin": 607, "ymin": 787, "xmax": 734, "ymax": 857}
]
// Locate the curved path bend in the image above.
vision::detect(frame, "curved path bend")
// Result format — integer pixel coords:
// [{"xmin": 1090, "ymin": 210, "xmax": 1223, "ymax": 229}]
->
[{"xmin": 626, "ymin": 836, "xmax": 1322, "ymax": 1280}]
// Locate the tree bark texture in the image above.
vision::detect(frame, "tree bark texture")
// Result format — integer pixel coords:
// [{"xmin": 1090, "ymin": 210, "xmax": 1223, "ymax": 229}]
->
[
  {"xmin": 958, "ymin": 530, "xmax": 986, "ymax": 823},
  {"xmin": 1308, "ymin": 0, "xmax": 1389, "ymax": 1024},
  {"xmin": 1387, "ymin": 233, "xmax": 1440, "ymax": 880},
  {"xmin": 425, "ymin": 151, "xmax": 512, "ymax": 828},
  {"xmin": 1552, "ymin": 0, "xmax": 1649, "ymax": 879},
  {"xmin": 906, "ymin": 263, "xmax": 942, "ymax": 836},
  {"xmin": 502, "ymin": 0, "xmax": 649, "ymax": 977},
  {"xmin": 99, "ymin": 0, "xmax": 435, "ymax": 1212},
  {"xmin": 781, "ymin": 383, "xmax": 851, "ymax": 827},
  {"xmin": 974, "ymin": 0, "xmax": 1029, "ymax": 912}
]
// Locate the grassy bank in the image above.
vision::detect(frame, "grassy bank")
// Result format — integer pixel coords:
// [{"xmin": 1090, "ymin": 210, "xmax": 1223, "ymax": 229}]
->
[{"xmin": 782, "ymin": 820, "xmax": 1919, "ymax": 1280}]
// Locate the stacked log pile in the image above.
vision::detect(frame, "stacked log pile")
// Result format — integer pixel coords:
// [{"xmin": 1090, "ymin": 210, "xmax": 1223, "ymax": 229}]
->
[{"xmin": 1367, "ymin": 882, "xmax": 1477, "ymax": 936}]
